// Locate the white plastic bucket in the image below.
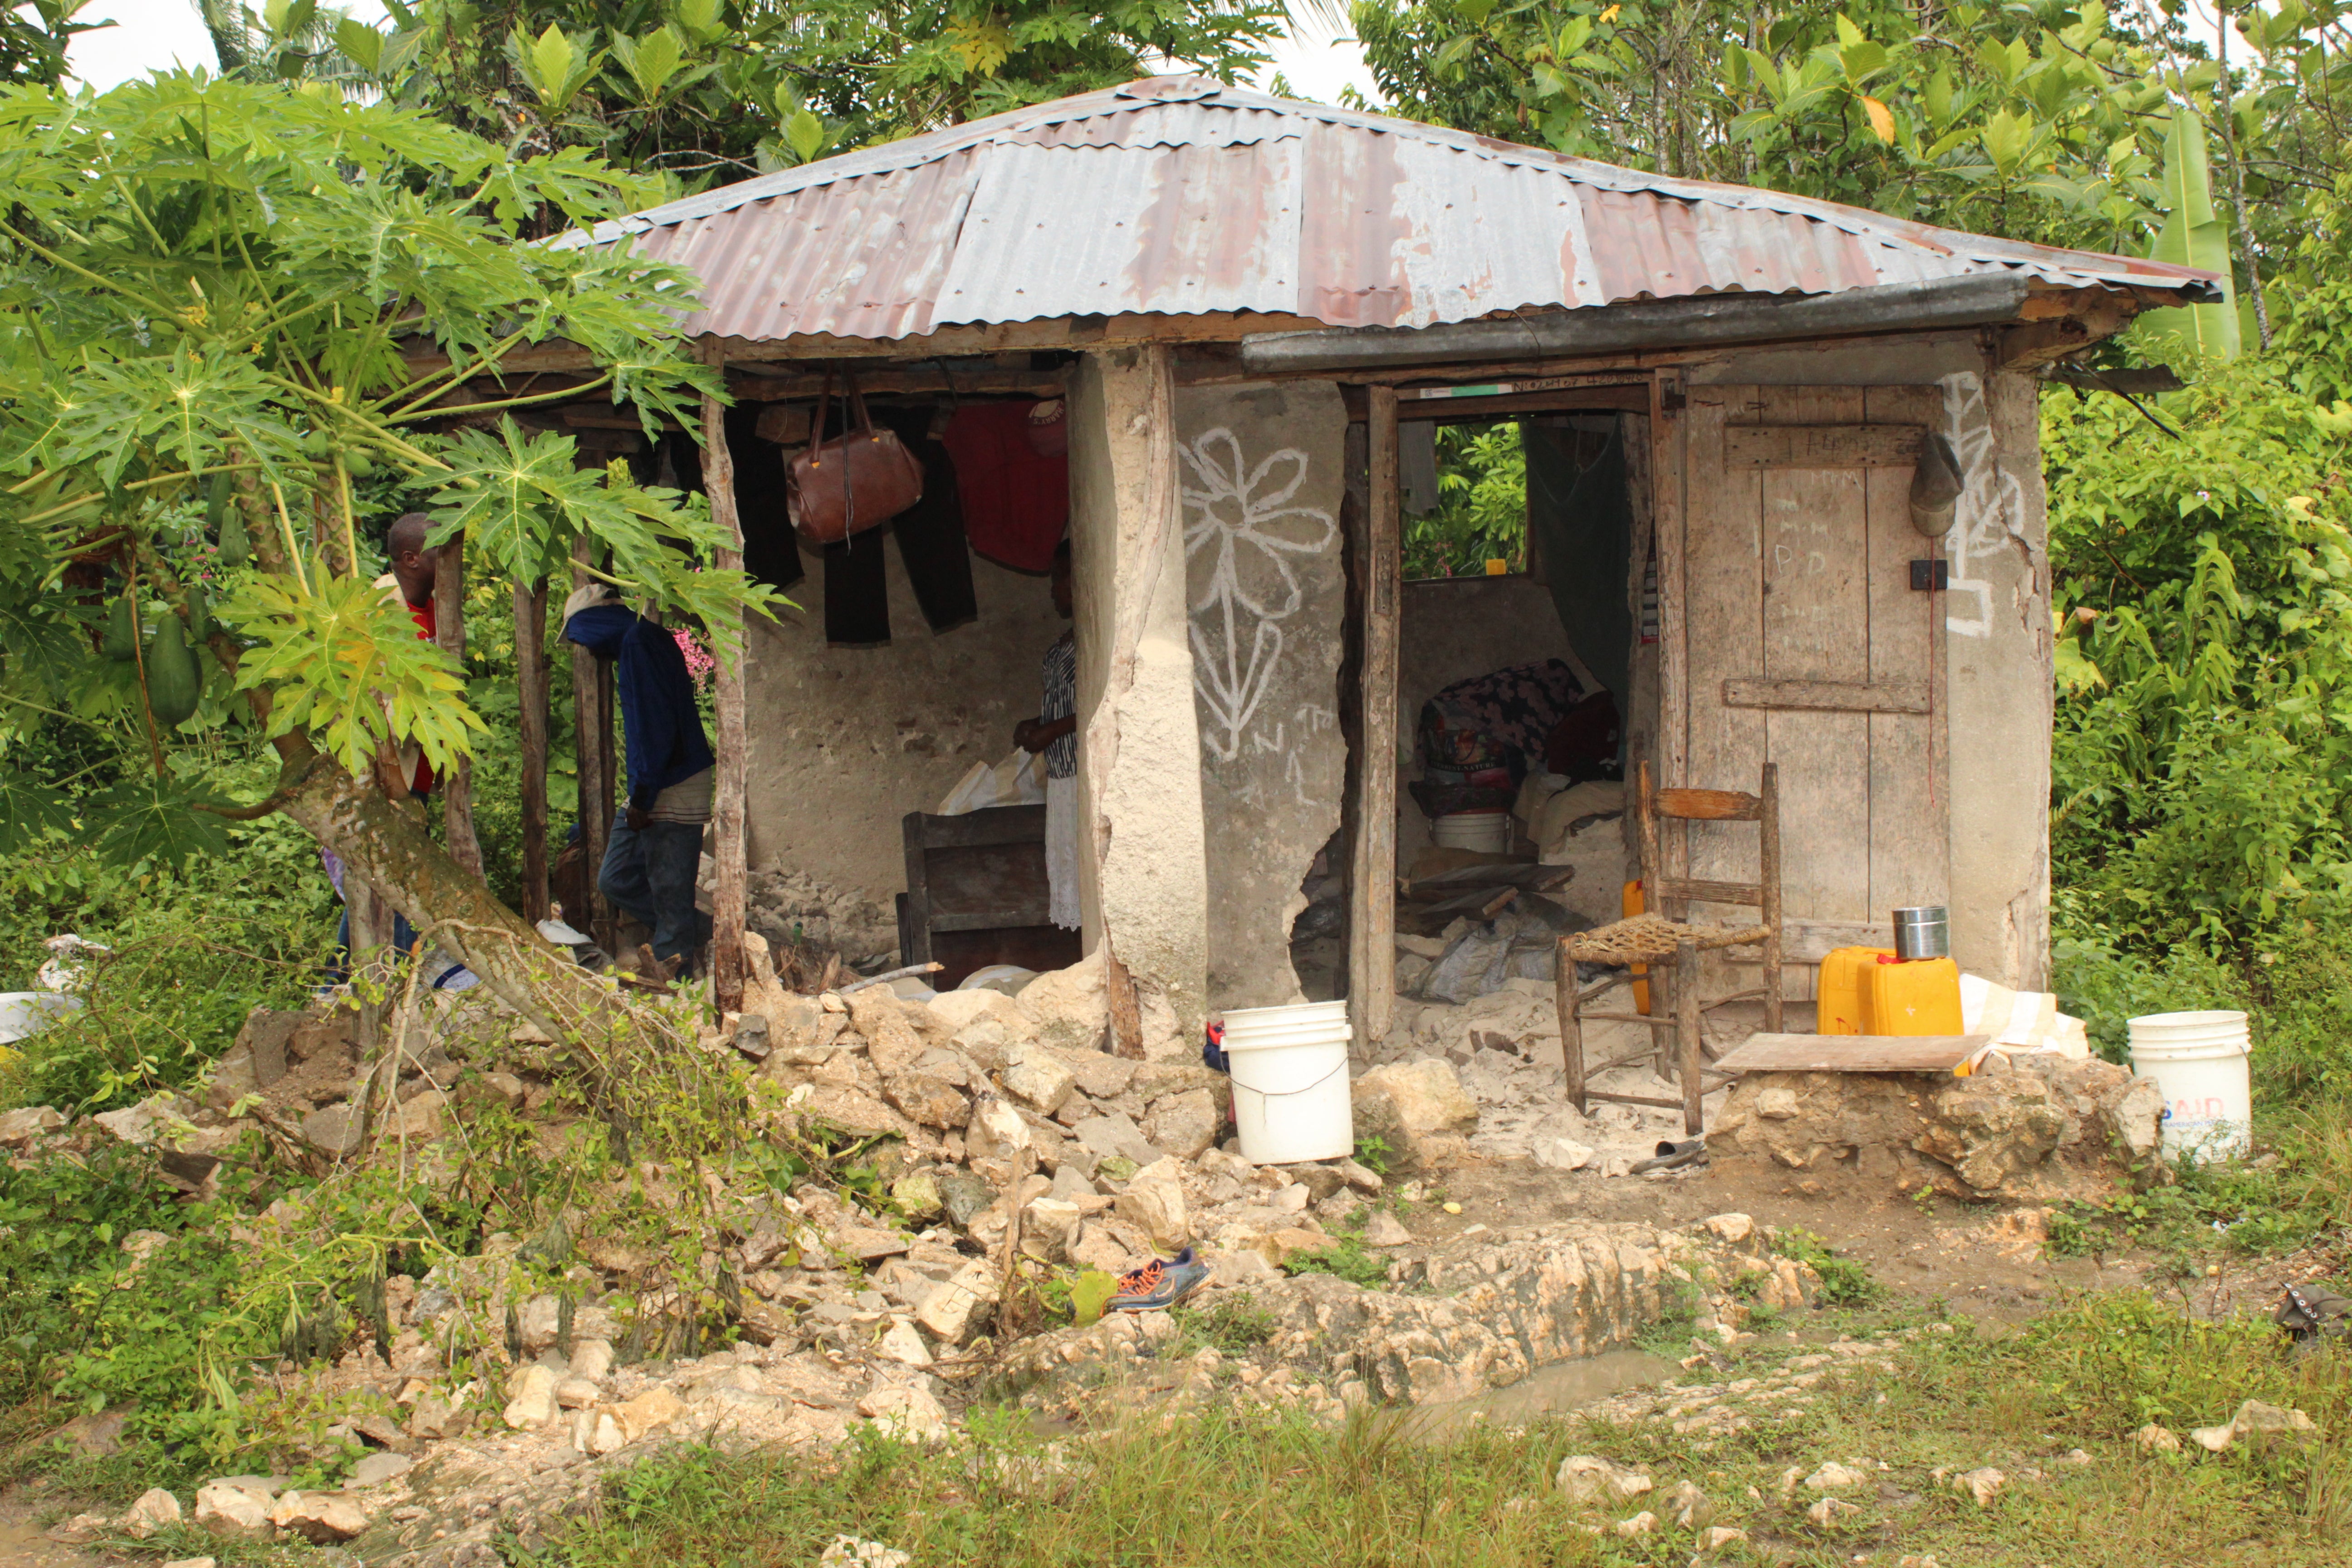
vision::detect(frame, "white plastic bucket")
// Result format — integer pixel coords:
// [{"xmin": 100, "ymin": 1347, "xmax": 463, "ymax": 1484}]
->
[
  {"xmin": 1220, "ymin": 1001, "xmax": 1354, "ymax": 1164},
  {"xmin": 0, "ymin": 991, "xmax": 81, "ymax": 1047},
  {"xmin": 1431, "ymin": 809, "xmax": 1512, "ymax": 854},
  {"xmin": 2128, "ymin": 1009, "xmax": 2253, "ymax": 1164}
]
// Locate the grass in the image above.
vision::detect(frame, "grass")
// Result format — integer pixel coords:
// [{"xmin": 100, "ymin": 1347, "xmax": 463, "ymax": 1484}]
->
[{"xmin": 491, "ymin": 1294, "xmax": 2352, "ymax": 1568}]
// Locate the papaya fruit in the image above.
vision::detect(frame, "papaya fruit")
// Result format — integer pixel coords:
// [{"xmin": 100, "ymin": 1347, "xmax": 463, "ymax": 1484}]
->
[
  {"xmin": 345, "ymin": 449, "xmax": 375, "ymax": 478},
  {"xmin": 145, "ymin": 612, "xmax": 201, "ymax": 728},
  {"xmin": 208, "ymin": 471, "xmax": 248, "ymax": 566},
  {"xmin": 103, "ymin": 591, "xmax": 137, "ymax": 662},
  {"xmin": 183, "ymin": 583, "xmax": 212, "ymax": 643}
]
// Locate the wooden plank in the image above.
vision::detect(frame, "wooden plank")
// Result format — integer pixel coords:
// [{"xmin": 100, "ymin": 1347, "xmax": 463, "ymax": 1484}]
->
[
  {"xmin": 1759, "ymin": 387, "xmax": 1872, "ymax": 932},
  {"xmin": 904, "ymin": 804, "xmax": 1051, "ymax": 849},
  {"xmin": 1724, "ymin": 678, "xmax": 1929, "ymax": 715},
  {"xmin": 1655, "ymin": 787, "xmax": 1760, "ymax": 821},
  {"xmin": 1677, "ymin": 388, "xmax": 1765, "ymax": 931},
  {"xmin": 1863, "ymin": 386, "xmax": 1951, "ymax": 932},
  {"xmin": 513, "ymin": 579, "xmax": 551, "ymax": 923},
  {"xmin": 1725, "ymin": 424, "xmax": 1926, "ymax": 468},
  {"xmin": 1712, "ymin": 1032, "xmax": 1991, "ymax": 1074},
  {"xmin": 1650, "ymin": 876, "xmax": 1764, "ymax": 906},
  {"xmin": 701, "ymin": 387, "xmax": 749, "ymax": 1014},
  {"xmin": 1651, "ymin": 378, "xmax": 1692, "ymax": 842},
  {"xmin": 433, "ymin": 539, "xmax": 483, "ymax": 879},
  {"xmin": 1351, "ymin": 384, "xmax": 1402, "ymax": 1050}
]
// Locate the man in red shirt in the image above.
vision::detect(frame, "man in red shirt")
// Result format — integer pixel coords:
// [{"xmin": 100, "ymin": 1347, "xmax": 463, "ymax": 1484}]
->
[{"xmin": 328, "ymin": 512, "xmax": 443, "ymax": 978}]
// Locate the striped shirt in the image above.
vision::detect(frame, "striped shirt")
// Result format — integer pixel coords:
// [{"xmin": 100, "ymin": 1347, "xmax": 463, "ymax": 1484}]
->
[
  {"xmin": 647, "ymin": 766, "xmax": 715, "ymax": 825},
  {"xmin": 1040, "ymin": 631, "xmax": 1077, "ymax": 779}
]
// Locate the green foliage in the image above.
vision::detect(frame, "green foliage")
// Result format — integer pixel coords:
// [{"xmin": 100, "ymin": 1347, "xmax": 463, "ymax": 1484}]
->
[
  {"xmin": 2043, "ymin": 340, "xmax": 2352, "ymax": 950},
  {"xmin": 1350, "ymin": 1133, "xmax": 1393, "ymax": 1176},
  {"xmin": 1402, "ymin": 422, "xmax": 1526, "ymax": 579},
  {"xmin": 1279, "ymin": 1234, "xmax": 1389, "ymax": 1288},
  {"xmin": 1068, "ymin": 1268, "xmax": 1118, "ymax": 1326},
  {"xmin": 309, "ymin": 0, "xmax": 1288, "ymax": 195},
  {"xmin": 1774, "ymin": 1227, "xmax": 1882, "ymax": 1308},
  {"xmin": 1171, "ymin": 1291, "xmax": 1278, "ymax": 1353},
  {"xmin": 1353, "ymin": 0, "xmax": 2178, "ymax": 253}
]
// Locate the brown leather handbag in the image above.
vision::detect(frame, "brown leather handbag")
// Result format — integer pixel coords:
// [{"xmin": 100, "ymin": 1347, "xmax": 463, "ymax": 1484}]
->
[{"xmin": 786, "ymin": 373, "xmax": 924, "ymax": 544}]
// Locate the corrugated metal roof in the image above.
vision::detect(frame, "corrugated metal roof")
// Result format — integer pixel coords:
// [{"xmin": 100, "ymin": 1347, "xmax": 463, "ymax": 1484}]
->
[{"xmin": 580, "ymin": 75, "xmax": 2219, "ymax": 344}]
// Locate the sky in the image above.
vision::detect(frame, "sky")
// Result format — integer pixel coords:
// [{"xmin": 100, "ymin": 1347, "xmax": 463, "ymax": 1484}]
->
[{"xmin": 60, "ymin": 0, "xmax": 1380, "ymax": 100}]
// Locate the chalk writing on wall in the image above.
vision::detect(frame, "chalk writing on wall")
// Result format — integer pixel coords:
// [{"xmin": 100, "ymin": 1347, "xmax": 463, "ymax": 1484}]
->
[
  {"xmin": 1936, "ymin": 372, "xmax": 2024, "ymax": 641},
  {"xmin": 1180, "ymin": 427, "xmax": 1338, "ymax": 762}
]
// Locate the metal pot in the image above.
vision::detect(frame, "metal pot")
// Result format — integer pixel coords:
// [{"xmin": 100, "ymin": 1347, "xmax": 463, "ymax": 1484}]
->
[{"xmin": 1891, "ymin": 906, "xmax": 1950, "ymax": 961}]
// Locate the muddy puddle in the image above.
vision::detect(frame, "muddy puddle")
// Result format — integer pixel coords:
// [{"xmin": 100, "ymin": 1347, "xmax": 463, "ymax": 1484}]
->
[{"xmin": 1408, "ymin": 1348, "xmax": 1679, "ymax": 1440}]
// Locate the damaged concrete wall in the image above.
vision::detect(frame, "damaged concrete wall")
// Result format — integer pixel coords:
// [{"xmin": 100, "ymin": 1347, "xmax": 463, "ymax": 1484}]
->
[
  {"xmin": 743, "ymin": 544, "xmax": 1066, "ymax": 957},
  {"xmin": 1176, "ymin": 380, "xmax": 1348, "ymax": 1010},
  {"xmin": 1067, "ymin": 347, "xmax": 1210, "ymax": 1054},
  {"xmin": 1396, "ymin": 576, "xmax": 1580, "ymax": 860},
  {"xmin": 1940, "ymin": 368, "xmax": 2053, "ymax": 988}
]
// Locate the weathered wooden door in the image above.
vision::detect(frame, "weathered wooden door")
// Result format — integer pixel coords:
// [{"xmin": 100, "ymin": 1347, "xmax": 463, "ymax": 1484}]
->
[{"xmin": 1665, "ymin": 386, "xmax": 1949, "ymax": 984}]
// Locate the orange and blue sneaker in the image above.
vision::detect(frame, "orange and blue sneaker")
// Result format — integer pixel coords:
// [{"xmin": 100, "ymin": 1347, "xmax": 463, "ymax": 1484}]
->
[{"xmin": 1108, "ymin": 1247, "xmax": 1210, "ymax": 1312}]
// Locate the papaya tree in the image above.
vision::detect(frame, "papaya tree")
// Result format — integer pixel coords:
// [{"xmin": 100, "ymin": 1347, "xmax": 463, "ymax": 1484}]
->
[{"xmin": 0, "ymin": 71, "xmax": 772, "ymax": 1027}]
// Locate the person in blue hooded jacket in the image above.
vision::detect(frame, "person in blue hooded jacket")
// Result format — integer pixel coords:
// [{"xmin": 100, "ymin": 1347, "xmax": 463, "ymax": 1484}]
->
[{"xmin": 561, "ymin": 584, "xmax": 715, "ymax": 981}]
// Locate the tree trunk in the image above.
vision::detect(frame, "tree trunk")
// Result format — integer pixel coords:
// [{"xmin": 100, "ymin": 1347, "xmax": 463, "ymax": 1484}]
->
[
  {"xmin": 699, "ymin": 388, "xmax": 750, "ymax": 1014},
  {"xmin": 570, "ymin": 536, "xmax": 619, "ymax": 954},
  {"xmin": 435, "ymin": 543, "xmax": 484, "ymax": 877},
  {"xmin": 278, "ymin": 750, "xmax": 598, "ymax": 1039},
  {"xmin": 515, "ymin": 578, "xmax": 552, "ymax": 922}
]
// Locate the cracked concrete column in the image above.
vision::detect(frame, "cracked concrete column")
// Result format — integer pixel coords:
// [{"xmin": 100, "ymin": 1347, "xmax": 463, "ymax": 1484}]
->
[
  {"xmin": 1944, "ymin": 367, "xmax": 2053, "ymax": 988},
  {"xmin": 1067, "ymin": 346, "xmax": 1210, "ymax": 1054}
]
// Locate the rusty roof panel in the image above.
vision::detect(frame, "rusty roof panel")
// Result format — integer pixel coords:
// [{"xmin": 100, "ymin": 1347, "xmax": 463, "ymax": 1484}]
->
[{"xmin": 583, "ymin": 77, "xmax": 2219, "ymax": 344}]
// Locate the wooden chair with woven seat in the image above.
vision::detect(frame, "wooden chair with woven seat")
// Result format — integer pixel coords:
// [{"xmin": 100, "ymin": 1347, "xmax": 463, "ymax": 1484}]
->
[{"xmin": 1552, "ymin": 760, "xmax": 1783, "ymax": 1134}]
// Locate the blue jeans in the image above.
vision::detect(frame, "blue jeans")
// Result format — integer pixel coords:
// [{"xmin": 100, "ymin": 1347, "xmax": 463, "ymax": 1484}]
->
[{"xmin": 599, "ymin": 816, "xmax": 710, "ymax": 965}]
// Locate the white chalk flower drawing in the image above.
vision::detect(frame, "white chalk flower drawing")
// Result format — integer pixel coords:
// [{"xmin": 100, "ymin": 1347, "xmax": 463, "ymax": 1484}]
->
[{"xmin": 1181, "ymin": 427, "xmax": 1337, "ymax": 762}]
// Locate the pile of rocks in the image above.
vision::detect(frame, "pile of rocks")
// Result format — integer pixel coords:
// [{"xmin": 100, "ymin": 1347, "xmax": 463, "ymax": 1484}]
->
[
  {"xmin": 1373, "ymin": 968, "xmax": 1725, "ymax": 1176},
  {"xmin": 42, "ymin": 1209, "xmax": 1817, "ymax": 1568},
  {"xmin": 1705, "ymin": 1052, "xmax": 2165, "ymax": 1201}
]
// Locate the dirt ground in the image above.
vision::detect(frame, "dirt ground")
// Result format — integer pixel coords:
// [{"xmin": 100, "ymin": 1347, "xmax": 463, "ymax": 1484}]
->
[{"xmin": 0, "ymin": 1493, "xmax": 89, "ymax": 1568}]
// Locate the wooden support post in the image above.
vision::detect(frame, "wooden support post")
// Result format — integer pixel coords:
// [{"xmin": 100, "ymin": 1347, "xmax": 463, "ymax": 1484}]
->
[
  {"xmin": 434, "ymin": 541, "xmax": 483, "ymax": 878},
  {"xmin": 571, "ymin": 536, "xmax": 617, "ymax": 954},
  {"xmin": 514, "ymin": 578, "xmax": 551, "ymax": 923},
  {"xmin": 699, "ymin": 387, "xmax": 749, "ymax": 1014},
  {"xmin": 1759, "ymin": 760, "xmax": 1783, "ymax": 1034},
  {"xmin": 1348, "ymin": 384, "xmax": 1401, "ymax": 1052},
  {"xmin": 1556, "ymin": 936, "xmax": 1585, "ymax": 1114},
  {"xmin": 1675, "ymin": 936, "xmax": 1704, "ymax": 1135}
]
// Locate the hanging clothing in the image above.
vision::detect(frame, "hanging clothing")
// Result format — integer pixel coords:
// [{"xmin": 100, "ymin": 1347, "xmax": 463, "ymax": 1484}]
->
[
  {"xmin": 1039, "ymin": 630, "xmax": 1077, "ymax": 779},
  {"xmin": 816, "ymin": 410, "xmax": 977, "ymax": 644},
  {"xmin": 373, "ymin": 573, "xmax": 437, "ymax": 796},
  {"xmin": 877, "ymin": 408, "xmax": 976, "ymax": 634},
  {"xmin": 728, "ymin": 403, "xmax": 807, "ymax": 594},
  {"xmin": 940, "ymin": 402, "xmax": 1068, "ymax": 572}
]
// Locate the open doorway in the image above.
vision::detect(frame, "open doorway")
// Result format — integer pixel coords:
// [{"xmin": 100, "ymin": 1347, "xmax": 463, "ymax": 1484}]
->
[
  {"xmin": 1352, "ymin": 385, "xmax": 1656, "ymax": 1097},
  {"xmin": 704, "ymin": 378, "xmax": 1087, "ymax": 998}
]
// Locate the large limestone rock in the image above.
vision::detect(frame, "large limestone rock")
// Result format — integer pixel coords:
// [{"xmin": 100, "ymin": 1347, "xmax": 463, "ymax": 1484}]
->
[
  {"xmin": 1351, "ymin": 1058, "xmax": 1478, "ymax": 1172},
  {"xmin": 0, "ymin": 1106, "xmax": 64, "ymax": 1148},
  {"xmin": 844, "ymin": 990, "xmax": 928, "ymax": 1076},
  {"xmin": 194, "ymin": 1482, "xmax": 272, "ymax": 1538},
  {"xmin": 1141, "ymin": 1088, "xmax": 1222, "ymax": 1159},
  {"xmin": 1001, "ymin": 1044, "xmax": 1078, "ymax": 1116},
  {"xmin": 1113, "ymin": 1156, "xmax": 1190, "ymax": 1249},
  {"xmin": 1019, "ymin": 951, "xmax": 1108, "ymax": 1054},
  {"xmin": 1706, "ymin": 1054, "xmax": 2163, "ymax": 1201},
  {"xmin": 925, "ymin": 988, "xmax": 1039, "ymax": 1045},
  {"xmin": 882, "ymin": 1072, "xmax": 970, "ymax": 1130},
  {"xmin": 267, "ymin": 1491, "xmax": 368, "ymax": 1544}
]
